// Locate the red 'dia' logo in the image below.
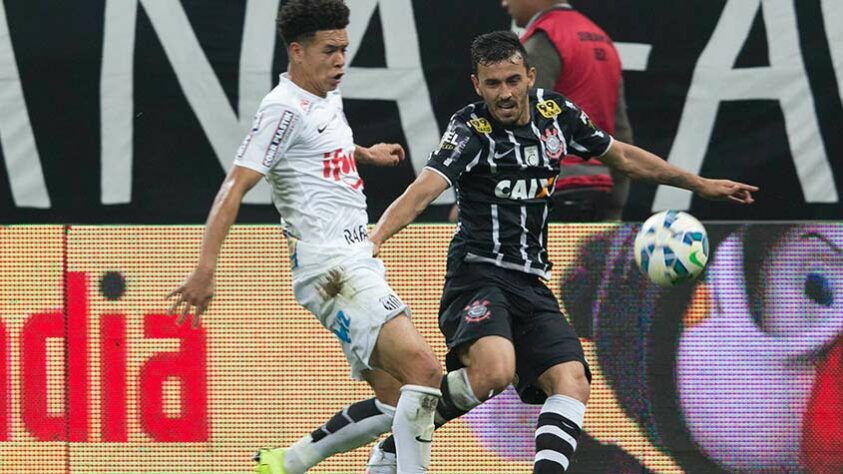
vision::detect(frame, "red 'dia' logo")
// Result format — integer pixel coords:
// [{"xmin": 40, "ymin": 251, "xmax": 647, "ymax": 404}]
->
[{"xmin": 464, "ymin": 299, "xmax": 491, "ymax": 323}]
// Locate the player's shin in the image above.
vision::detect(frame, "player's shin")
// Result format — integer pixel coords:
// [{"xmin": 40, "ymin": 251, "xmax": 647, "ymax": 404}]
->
[
  {"xmin": 534, "ymin": 394, "xmax": 585, "ymax": 473},
  {"xmin": 282, "ymin": 398, "xmax": 395, "ymax": 474},
  {"xmin": 392, "ymin": 385, "xmax": 442, "ymax": 473}
]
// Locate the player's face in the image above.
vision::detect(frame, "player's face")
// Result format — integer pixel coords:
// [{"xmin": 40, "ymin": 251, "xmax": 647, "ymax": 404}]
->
[
  {"xmin": 501, "ymin": 0, "xmax": 540, "ymax": 28},
  {"xmin": 472, "ymin": 54, "xmax": 536, "ymax": 126},
  {"xmin": 291, "ymin": 29, "xmax": 349, "ymax": 96}
]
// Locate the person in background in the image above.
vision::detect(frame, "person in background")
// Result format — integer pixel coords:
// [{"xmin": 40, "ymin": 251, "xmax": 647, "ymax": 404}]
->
[{"xmin": 505, "ymin": 0, "xmax": 634, "ymax": 222}]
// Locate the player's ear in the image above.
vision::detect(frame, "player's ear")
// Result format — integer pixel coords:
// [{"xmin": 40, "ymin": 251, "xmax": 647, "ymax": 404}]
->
[
  {"xmin": 288, "ymin": 42, "xmax": 305, "ymax": 64},
  {"xmin": 527, "ymin": 66, "xmax": 537, "ymax": 89},
  {"xmin": 471, "ymin": 74, "xmax": 481, "ymax": 96}
]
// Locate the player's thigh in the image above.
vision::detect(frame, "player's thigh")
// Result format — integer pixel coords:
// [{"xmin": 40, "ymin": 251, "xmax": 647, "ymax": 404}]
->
[
  {"xmin": 342, "ymin": 258, "xmax": 440, "ymax": 387},
  {"xmin": 370, "ymin": 313, "xmax": 441, "ymax": 387},
  {"xmin": 361, "ymin": 368, "xmax": 403, "ymax": 407},
  {"xmin": 535, "ymin": 360, "xmax": 591, "ymax": 403},
  {"xmin": 512, "ymin": 287, "xmax": 591, "ymax": 404},
  {"xmin": 439, "ymin": 282, "xmax": 514, "ymax": 367},
  {"xmin": 455, "ymin": 335, "xmax": 517, "ymax": 397}
]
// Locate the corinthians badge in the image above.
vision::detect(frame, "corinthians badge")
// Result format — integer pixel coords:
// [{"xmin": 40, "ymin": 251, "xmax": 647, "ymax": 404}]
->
[
  {"xmin": 464, "ymin": 299, "xmax": 492, "ymax": 323},
  {"xmin": 541, "ymin": 128, "xmax": 564, "ymax": 160}
]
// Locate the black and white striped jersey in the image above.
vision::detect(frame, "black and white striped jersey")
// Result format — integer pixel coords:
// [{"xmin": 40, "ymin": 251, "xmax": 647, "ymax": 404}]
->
[{"xmin": 426, "ymin": 89, "xmax": 613, "ymax": 279}]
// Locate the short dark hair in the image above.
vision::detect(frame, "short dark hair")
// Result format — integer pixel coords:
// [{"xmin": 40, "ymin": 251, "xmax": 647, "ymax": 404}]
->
[
  {"xmin": 471, "ymin": 30, "xmax": 531, "ymax": 74},
  {"xmin": 277, "ymin": 0, "xmax": 350, "ymax": 46}
]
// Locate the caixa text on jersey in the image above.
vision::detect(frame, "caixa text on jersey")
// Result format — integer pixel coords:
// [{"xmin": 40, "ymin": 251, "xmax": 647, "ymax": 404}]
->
[{"xmin": 494, "ymin": 177, "xmax": 556, "ymax": 201}]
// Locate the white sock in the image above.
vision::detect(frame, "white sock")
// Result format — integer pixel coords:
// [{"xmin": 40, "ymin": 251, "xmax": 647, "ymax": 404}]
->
[
  {"xmin": 534, "ymin": 394, "xmax": 586, "ymax": 473},
  {"xmin": 283, "ymin": 398, "xmax": 395, "ymax": 474},
  {"xmin": 382, "ymin": 368, "xmax": 482, "ymax": 457},
  {"xmin": 392, "ymin": 385, "xmax": 442, "ymax": 473}
]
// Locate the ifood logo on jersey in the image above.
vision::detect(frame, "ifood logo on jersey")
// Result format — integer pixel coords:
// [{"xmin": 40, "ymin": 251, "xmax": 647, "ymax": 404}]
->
[
  {"xmin": 323, "ymin": 148, "xmax": 363, "ymax": 190},
  {"xmin": 0, "ymin": 271, "xmax": 208, "ymax": 443},
  {"xmin": 494, "ymin": 177, "xmax": 556, "ymax": 201}
]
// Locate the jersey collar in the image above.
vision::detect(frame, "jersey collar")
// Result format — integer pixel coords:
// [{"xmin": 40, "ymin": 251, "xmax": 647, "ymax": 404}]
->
[
  {"xmin": 524, "ymin": 2, "xmax": 574, "ymax": 30},
  {"xmin": 278, "ymin": 73, "xmax": 334, "ymax": 102}
]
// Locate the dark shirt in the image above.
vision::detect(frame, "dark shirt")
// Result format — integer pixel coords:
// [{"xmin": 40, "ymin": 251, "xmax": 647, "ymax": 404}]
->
[{"xmin": 427, "ymin": 89, "xmax": 613, "ymax": 278}]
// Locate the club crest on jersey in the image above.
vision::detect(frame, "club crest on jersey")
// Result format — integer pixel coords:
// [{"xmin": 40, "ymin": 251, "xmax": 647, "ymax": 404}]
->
[
  {"xmin": 379, "ymin": 294, "xmax": 403, "ymax": 312},
  {"xmin": 469, "ymin": 118, "xmax": 492, "ymax": 134},
  {"xmin": 464, "ymin": 299, "xmax": 491, "ymax": 323},
  {"xmin": 536, "ymin": 99, "xmax": 563, "ymax": 118},
  {"xmin": 541, "ymin": 128, "xmax": 564, "ymax": 160}
]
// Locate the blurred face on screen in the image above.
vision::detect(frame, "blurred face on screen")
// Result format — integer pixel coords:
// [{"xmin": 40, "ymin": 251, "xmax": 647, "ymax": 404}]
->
[
  {"xmin": 676, "ymin": 224, "xmax": 843, "ymax": 472},
  {"xmin": 472, "ymin": 53, "xmax": 536, "ymax": 126},
  {"xmin": 289, "ymin": 29, "xmax": 349, "ymax": 97}
]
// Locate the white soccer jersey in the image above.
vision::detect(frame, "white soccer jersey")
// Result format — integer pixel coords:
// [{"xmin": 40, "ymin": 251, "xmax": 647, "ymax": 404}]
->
[{"xmin": 234, "ymin": 74, "xmax": 369, "ymax": 256}]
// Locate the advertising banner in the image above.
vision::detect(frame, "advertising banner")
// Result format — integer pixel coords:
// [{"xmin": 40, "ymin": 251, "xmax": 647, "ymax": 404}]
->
[{"xmin": 0, "ymin": 223, "xmax": 840, "ymax": 472}]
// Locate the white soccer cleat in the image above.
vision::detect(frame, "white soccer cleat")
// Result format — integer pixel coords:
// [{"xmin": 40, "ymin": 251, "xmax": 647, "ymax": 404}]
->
[{"xmin": 364, "ymin": 442, "xmax": 397, "ymax": 474}]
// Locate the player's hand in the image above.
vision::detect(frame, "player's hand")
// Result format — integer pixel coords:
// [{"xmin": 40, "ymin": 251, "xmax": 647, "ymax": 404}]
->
[
  {"xmin": 371, "ymin": 239, "xmax": 381, "ymax": 257},
  {"xmin": 166, "ymin": 268, "xmax": 215, "ymax": 328},
  {"xmin": 365, "ymin": 143, "xmax": 405, "ymax": 167},
  {"xmin": 697, "ymin": 179, "xmax": 758, "ymax": 204}
]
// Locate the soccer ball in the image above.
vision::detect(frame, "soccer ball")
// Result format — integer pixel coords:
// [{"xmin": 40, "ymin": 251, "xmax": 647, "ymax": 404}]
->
[{"xmin": 634, "ymin": 210, "xmax": 709, "ymax": 287}]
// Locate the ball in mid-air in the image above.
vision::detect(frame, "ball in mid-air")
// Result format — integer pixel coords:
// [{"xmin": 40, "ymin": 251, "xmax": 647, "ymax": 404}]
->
[{"xmin": 634, "ymin": 210, "xmax": 709, "ymax": 287}]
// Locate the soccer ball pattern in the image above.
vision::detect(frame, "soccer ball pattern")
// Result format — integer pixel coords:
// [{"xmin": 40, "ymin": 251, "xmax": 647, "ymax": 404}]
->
[{"xmin": 634, "ymin": 210, "xmax": 709, "ymax": 287}]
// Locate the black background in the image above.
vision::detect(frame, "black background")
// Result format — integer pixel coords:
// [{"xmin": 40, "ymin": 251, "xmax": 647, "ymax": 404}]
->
[{"xmin": 1, "ymin": 0, "xmax": 840, "ymax": 223}]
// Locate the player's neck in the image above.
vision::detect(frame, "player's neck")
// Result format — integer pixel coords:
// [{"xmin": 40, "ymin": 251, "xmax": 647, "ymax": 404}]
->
[{"xmin": 287, "ymin": 66, "xmax": 328, "ymax": 98}]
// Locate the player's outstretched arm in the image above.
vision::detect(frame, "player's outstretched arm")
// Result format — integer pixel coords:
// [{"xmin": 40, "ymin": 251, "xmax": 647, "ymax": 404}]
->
[
  {"xmin": 166, "ymin": 165, "xmax": 263, "ymax": 327},
  {"xmin": 354, "ymin": 143, "xmax": 405, "ymax": 167},
  {"xmin": 369, "ymin": 168, "xmax": 450, "ymax": 256},
  {"xmin": 601, "ymin": 140, "xmax": 758, "ymax": 204}
]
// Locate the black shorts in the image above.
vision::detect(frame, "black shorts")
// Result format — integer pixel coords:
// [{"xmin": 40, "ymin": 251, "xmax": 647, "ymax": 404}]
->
[{"xmin": 439, "ymin": 261, "xmax": 591, "ymax": 404}]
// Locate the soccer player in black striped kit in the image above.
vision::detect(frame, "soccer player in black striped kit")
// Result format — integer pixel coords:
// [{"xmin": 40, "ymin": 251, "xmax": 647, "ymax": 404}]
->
[{"xmin": 364, "ymin": 31, "xmax": 757, "ymax": 473}]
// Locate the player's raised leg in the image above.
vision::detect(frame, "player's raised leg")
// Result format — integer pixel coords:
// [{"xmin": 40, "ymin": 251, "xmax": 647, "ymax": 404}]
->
[
  {"xmin": 369, "ymin": 336, "xmax": 514, "ymax": 473},
  {"xmin": 370, "ymin": 313, "xmax": 442, "ymax": 473},
  {"xmin": 266, "ymin": 370, "xmax": 401, "ymax": 474}
]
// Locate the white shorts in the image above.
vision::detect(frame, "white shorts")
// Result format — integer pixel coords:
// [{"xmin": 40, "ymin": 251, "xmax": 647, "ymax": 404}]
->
[{"xmin": 292, "ymin": 243, "xmax": 409, "ymax": 379}]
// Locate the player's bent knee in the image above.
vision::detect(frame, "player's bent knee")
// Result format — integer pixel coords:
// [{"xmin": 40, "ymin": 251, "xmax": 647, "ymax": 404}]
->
[
  {"xmin": 469, "ymin": 363, "xmax": 514, "ymax": 400},
  {"xmin": 413, "ymin": 354, "xmax": 443, "ymax": 388},
  {"xmin": 397, "ymin": 347, "xmax": 441, "ymax": 388},
  {"xmin": 539, "ymin": 361, "xmax": 591, "ymax": 403},
  {"xmin": 566, "ymin": 372, "xmax": 591, "ymax": 403}
]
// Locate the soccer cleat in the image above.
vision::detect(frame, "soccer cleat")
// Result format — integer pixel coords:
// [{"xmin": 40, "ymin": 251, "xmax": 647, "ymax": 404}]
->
[
  {"xmin": 254, "ymin": 448, "xmax": 286, "ymax": 474},
  {"xmin": 364, "ymin": 442, "xmax": 396, "ymax": 474}
]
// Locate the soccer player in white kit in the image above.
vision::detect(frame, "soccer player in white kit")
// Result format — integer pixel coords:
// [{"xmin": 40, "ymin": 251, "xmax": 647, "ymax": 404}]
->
[{"xmin": 166, "ymin": 1, "xmax": 442, "ymax": 473}]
